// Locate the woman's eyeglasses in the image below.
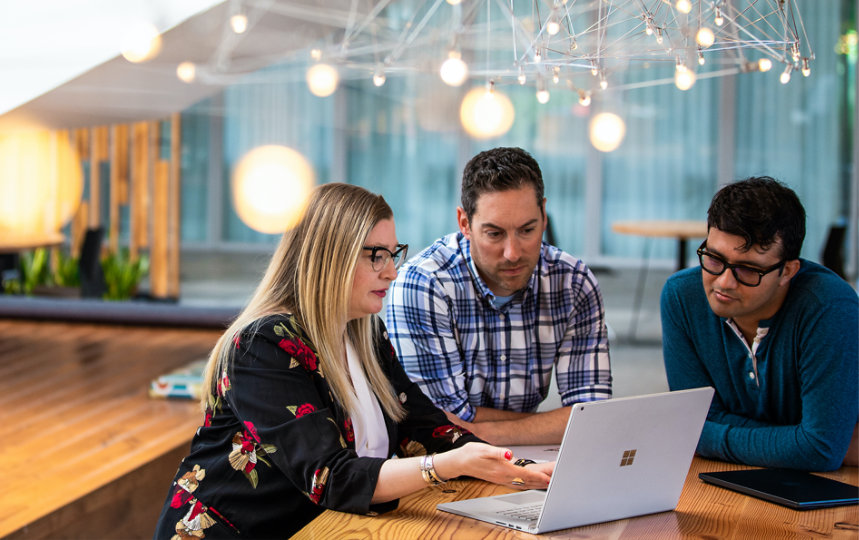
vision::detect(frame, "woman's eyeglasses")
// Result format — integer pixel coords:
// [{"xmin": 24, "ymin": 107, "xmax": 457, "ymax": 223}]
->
[
  {"xmin": 363, "ymin": 244, "xmax": 409, "ymax": 271},
  {"xmin": 696, "ymin": 241, "xmax": 785, "ymax": 287}
]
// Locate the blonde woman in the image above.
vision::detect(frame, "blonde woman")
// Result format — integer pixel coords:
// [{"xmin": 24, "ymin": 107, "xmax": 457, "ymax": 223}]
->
[{"xmin": 153, "ymin": 183, "xmax": 553, "ymax": 539}]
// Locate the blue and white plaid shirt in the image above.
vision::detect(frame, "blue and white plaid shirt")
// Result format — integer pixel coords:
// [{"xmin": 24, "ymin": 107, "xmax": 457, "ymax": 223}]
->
[{"xmin": 385, "ymin": 232, "xmax": 612, "ymax": 422}]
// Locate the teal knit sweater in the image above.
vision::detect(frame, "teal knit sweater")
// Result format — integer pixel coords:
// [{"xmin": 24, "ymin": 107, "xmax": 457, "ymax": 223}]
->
[{"xmin": 661, "ymin": 260, "xmax": 858, "ymax": 471}]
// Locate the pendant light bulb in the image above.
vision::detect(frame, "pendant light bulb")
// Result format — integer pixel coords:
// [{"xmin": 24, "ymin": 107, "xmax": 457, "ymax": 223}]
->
[{"xmin": 440, "ymin": 50, "xmax": 469, "ymax": 87}]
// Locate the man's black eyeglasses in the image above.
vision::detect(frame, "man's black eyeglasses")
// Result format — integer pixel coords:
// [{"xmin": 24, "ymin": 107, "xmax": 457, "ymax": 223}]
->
[
  {"xmin": 363, "ymin": 244, "xmax": 408, "ymax": 271},
  {"xmin": 696, "ymin": 241, "xmax": 785, "ymax": 287}
]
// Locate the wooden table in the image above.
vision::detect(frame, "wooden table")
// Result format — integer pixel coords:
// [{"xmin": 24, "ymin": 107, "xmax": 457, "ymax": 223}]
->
[
  {"xmin": 0, "ymin": 319, "xmax": 221, "ymax": 539},
  {"xmin": 611, "ymin": 221, "xmax": 708, "ymax": 339},
  {"xmin": 295, "ymin": 457, "xmax": 858, "ymax": 539},
  {"xmin": 611, "ymin": 221, "xmax": 708, "ymax": 272},
  {"xmin": 0, "ymin": 231, "xmax": 66, "ymax": 254}
]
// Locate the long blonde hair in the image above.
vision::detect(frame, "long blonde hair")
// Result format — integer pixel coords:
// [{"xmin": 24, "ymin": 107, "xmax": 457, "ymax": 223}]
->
[{"xmin": 202, "ymin": 182, "xmax": 406, "ymax": 421}]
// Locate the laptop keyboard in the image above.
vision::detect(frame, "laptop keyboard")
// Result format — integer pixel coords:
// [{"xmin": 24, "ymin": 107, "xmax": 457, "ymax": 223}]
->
[{"xmin": 496, "ymin": 503, "xmax": 542, "ymax": 522}]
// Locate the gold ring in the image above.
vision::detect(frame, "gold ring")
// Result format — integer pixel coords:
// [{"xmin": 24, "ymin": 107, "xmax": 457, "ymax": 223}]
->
[{"xmin": 511, "ymin": 477, "xmax": 525, "ymax": 486}]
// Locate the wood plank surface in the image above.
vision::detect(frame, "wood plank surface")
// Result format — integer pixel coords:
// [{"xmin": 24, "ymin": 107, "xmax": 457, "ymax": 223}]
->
[
  {"xmin": 0, "ymin": 319, "xmax": 220, "ymax": 539},
  {"xmin": 296, "ymin": 453, "xmax": 858, "ymax": 539}
]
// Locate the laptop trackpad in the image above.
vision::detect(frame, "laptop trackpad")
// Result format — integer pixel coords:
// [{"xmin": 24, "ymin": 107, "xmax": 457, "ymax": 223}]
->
[{"xmin": 496, "ymin": 490, "xmax": 546, "ymax": 505}]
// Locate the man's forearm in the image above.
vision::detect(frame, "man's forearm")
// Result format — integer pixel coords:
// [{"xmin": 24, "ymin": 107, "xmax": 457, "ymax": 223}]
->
[{"xmin": 453, "ymin": 406, "xmax": 572, "ymax": 446}]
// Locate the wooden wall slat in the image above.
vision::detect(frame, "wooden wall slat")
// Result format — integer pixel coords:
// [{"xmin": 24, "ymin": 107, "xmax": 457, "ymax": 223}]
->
[
  {"xmin": 130, "ymin": 122, "xmax": 149, "ymax": 260},
  {"xmin": 168, "ymin": 114, "xmax": 182, "ymax": 298},
  {"xmin": 151, "ymin": 160, "xmax": 169, "ymax": 298}
]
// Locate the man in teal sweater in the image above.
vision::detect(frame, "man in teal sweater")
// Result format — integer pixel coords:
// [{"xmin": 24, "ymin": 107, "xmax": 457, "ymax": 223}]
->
[{"xmin": 661, "ymin": 177, "xmax": 858, "ymax": 471}]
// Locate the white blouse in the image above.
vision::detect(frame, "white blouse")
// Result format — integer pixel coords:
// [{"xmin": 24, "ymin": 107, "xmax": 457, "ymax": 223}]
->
[{"xmin": 345, "ymin": 338, "xmax": 390, "ymax": 458}]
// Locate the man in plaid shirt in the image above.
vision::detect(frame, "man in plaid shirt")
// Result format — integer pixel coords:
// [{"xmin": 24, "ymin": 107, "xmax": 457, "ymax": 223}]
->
[{"xmin": 386, "ymin": 147, "xmax": 612, "ymax": 445}]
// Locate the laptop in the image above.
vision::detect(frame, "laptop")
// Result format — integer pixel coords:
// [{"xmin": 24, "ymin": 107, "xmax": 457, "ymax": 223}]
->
[
  {"xmin": 699, "ymin": 468, "xmax": 859, "ymax": 510},
  {"xmin": 437, "ymin": 387, "xmax": 714, "ymax": 534}
]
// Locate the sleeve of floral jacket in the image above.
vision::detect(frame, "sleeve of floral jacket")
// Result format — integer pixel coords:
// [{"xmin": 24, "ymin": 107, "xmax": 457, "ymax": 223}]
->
[{"xmin": 225, "ymin": 314, "xmax": 481, "ymax": 515}]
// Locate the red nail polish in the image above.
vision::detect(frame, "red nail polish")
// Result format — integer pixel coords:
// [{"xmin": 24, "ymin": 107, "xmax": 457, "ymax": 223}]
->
[{"xmin": 504, "ymin": 450, "xmax": 512, "ymax": 460}]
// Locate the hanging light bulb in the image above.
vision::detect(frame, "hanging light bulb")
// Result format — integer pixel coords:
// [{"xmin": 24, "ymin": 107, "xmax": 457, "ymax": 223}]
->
[
  {"xmin": 536, "ymin": 79, "xmax": 550, "ymax": 104},
  {"xmin": 440, "ymin": 50, "xmax": 469, "ymax": 87},
  {"xmin": 791, "ymin": 43, "xmax": 801, "ymax": 62},
  {"xmin": 780, "ymin": 65, "xmax": 792, "ymax": 84},
  {"xmin": 801, "ymin": 58, "xmax": 810, "ymax": 77},
  {"xmin": 518, "ymin": 67, "xmax": 526, "ymax": 85},
  {"xmin": 546, "ymin": 10, "xmax": 561, "ymax": 36},
  {"xmin": 372, "ymin": 66, "xmax": 386, "ymax": 87},
  {"xmin": 230, "ymin": 13, "xmax": 248, "ymax": 34},
  {"xmin": 552, "ymin": 67, "xmax": 560, "ymax": 84},
  {"xmin": 176, "ymin": 61, "xmax": 196, "ymax": 83},
  {"xmin": 675, "ymin": 66, "xmax": 696, "ymax": 90},
  {"xmin": 656, "ymin": 28, "xmax": 664, "ymax": 45},
  {"xmin": 534, "ymin": 48, "xmax": 543, "ymax": 63},
  {"xmin": 645, "ymin": 18, "xmax": 654, "ymax": 36},
  {"xmin": 121, "ymin": 22, "xmax": 162, "ymax": 63},
  {"xmin": 675, "ymin": 0, "xmax": 692, "ymax": 14},
  {"xmin": 460, "ymin": 82, "xmax": 515, "ymax": 139},
  {"xmin": 599, "ymin": 73, "xmax": 608, "ymax": 90},
  {"xmin": 696, "ymin": 27, "xmax": 715, "ymax": 48},
  {"xmin": 757, "ymin": 58, "xmax": 773, "ymax": 72},
  {"xmin": 310, "ymin": 48, "xmax": 322, "ymax": 61},
  {"xmin": 570, "ymin": 39, "xmax": 578, "ymax": 51},
  {"xmin": 578, "ymin": 91, "xmax": 591, "ymax": 107},
  {"xmin": 591, "ymin": 61, "xmax": 599, "ymax": 76},
  {"xmin": 714, "ymin": 7, "xmax": 724, "ymax": 26},
  {"xmin": 589, "ymin": 112, "xmax": 626, "ymax": 152},
  {"xmin": 698, "ymin": 51, "xmax": 706, "ymax": 65},
  {"xmin": 306, "ymin": 63, "xmax": 339, "ymax": 97}
]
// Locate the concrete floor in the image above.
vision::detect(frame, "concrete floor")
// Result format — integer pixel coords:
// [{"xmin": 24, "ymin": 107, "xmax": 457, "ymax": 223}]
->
[{"xmin": 178, "ymin": 251, "xmax": 674, "ymax": 402}]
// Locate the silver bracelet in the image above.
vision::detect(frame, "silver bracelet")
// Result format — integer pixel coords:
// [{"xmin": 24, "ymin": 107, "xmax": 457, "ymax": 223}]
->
[{"xmin": 419, "ymin": 453, "xmax": 446, "ymax": 485}]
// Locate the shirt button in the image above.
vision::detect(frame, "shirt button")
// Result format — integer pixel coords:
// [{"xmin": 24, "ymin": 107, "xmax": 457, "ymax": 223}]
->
[
  {"xmin": 748, "ymin": 372, "xmax": 755, "ymax": 380},
  {"xmin": 500, "ymin": 355, "xmax": 507, "ymax": 361}
]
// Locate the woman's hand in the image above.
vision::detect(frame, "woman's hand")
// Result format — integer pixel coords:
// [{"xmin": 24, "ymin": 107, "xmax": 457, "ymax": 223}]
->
[{"xmin": 434, "ymin": 442, "xmax": 554, "ymax": 490}]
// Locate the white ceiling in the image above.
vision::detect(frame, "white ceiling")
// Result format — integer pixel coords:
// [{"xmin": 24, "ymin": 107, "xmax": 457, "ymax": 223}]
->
[{"xmin": 0, "ymin": 0, "xmax": 351, "ymax": 134}]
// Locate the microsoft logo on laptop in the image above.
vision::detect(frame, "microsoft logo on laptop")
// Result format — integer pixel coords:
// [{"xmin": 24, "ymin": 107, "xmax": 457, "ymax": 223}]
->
[{"xmin": 620, "ymin": 449, "xmax": 637, "ymax": 467}]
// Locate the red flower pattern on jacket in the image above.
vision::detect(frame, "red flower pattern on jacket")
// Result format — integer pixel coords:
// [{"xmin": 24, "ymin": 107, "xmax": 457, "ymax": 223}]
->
[
  {"xmin": 343, "ymin": 418, "xmax": 354, "ymax": 442},
  {"xmin": 295, "ymin": 403, "xmax": 316, "ymax": 418},
  {"xmin": 278, "ymin": 338, "xmax": 318, "ymax": 371}
]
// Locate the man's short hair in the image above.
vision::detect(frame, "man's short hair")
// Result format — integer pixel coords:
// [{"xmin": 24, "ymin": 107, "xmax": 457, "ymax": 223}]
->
[
  {"xmin": 461, "ymin": 147, "xmax": 544, "ymax": 221},
  {"xmin": 707, "ymin": 176, "xmax": 806, "ymax": 260}
]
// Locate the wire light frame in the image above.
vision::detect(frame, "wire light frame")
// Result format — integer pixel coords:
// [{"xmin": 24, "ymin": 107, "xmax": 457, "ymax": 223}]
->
[{"xmin": 192, "ymin": 0, "xmax": 813, "ymax": 97}]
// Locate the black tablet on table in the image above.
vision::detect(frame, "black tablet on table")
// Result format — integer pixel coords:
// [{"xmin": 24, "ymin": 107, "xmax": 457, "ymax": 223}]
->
[{"xmin": 699, "ymin": 468, "xmax": 859, "ymax": 510}]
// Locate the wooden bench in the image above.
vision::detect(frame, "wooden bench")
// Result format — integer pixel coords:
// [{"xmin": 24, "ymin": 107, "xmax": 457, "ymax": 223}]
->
[{"xmin": 0, "ymin": 319, "xmax": 221, "ymax": 539}]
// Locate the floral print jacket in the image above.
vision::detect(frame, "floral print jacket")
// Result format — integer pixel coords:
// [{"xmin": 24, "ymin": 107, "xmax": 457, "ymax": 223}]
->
[{"xmin": 153, "ymin": 314, "xmax": 479, "ymax": 539}]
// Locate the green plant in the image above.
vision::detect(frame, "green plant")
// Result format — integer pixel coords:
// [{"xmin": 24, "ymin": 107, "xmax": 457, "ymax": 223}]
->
[
  {"xmin": 101, "ymin": 250, "xmax": 149, "ymax": 301},
  {"xmin": 2, "ymin": 248, "xmax": 51, "ymax": 295},
  {"xmin": 53, "ymin": 250, "xmax": 80, "ymax": 287}
]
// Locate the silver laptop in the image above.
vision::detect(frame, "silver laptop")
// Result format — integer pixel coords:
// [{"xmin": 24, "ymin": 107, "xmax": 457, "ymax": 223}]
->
[{"xmin": 437, "ymin": 387, "xmax": 714, "ymax": 534}]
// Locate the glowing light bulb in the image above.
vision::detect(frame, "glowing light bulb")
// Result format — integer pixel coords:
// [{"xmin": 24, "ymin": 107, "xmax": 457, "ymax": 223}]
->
[
  {"xmin": 552, "ymin": 67, "xmax": 560, "ymax": 84},
  {"xmin": 757, "ymin": 58, "xmax": 772, "ymax": 72},
  {"xmin": 460, "ymin": 84, "xmax": 515, "ymax": 139},
  {"xmin": 518, "ymin": 67, "xmax": 526, "ymax": 85},
  {"xmin": 578, "ymin": 91, "xmax": 591, "ymax": 106},
  {"xmin": 230, "ymin": 13, "xmax": 248, "ymax": 34},
  {"xmin": 698, "ymin": 51, "xmax": 706, "ymax": 65},
  {"xmin": 121, "ymin": 22, "xmax": 162, "ymax": 63},
  {"xmin": 599, "ymin": 75, "xmax": 608, "ymax": 90},
  {"xmin": 547, "ymin": 19, "xmax": 561, "ymax": 36},
  {"xmin": 589, "ymin": 112, "xmax": 626, "ymax": 152},
  {"xmin": 645, "ymin": 18, "xmax": 654, "ymax": 36},
  {"xmin": 534, "ymin": 50, "xmax": 542, "ymax": 63},
  {"xmin": 675, "ymin": 0, "xmax": 692, "ymax": 14},
  {"xmin": 791, "ymin": 43, "xmax": 800, "ymax": 62},
  {"xmin": 373, "ymin": 68, "xmax": 386, "ymax": 87},
  {"xmin": 714, "ymin": 8, "xmax": 724, "ymax": 26},
  {"xmin": 310, "ymin": 48, "xmax": 322, "ymax": 61},
  {"xmin": 446, "ymin": 0, "xmax": 462, "ymax": 4},
  {"xmin": 306, "ymin": 63, "xmax": 339, "ymax": 97},
  {"xmin": 233, "ymin": 145, "xmax": 316, "ymax": 234},
  {"xmin": 570, "ymin": 39, "xmax": 578, "ymax": 51},
  {"xmin": 440, "ymin": 51, "xmax": 469, "ymax": 87},
  {"xmin": 801, "ymin": 58, "xmax": 810, "ymax": 77},
  {"xmin": 780, "ymin": 65, "xmax": 792, "ymax": 84},
  {"xmin": 176, "ymin": 61, "xmax": 196, "ymax": 83},
  {"xmin": 675, "ymin": 68, "xmax": 696, "ymax": 90},
  {"xmin": 696, "ymin": 27, "xmax": 715, "ymax": 48},
  {"xmin": 591, "ymin": 62, "xmax": 599, "ymax": 76},
  {"xmin": 656, "ymin": 28, "xmax": 664, "ymax": 45},
  {"xmin": 536, "ymin": 83, "xmax": 550, "ymax": 103}
]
